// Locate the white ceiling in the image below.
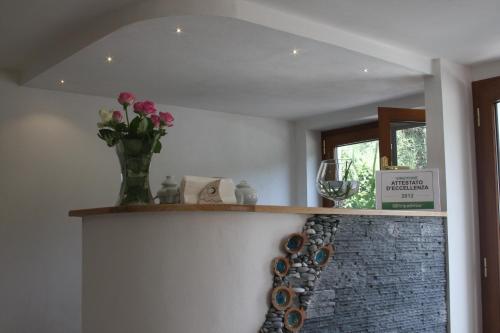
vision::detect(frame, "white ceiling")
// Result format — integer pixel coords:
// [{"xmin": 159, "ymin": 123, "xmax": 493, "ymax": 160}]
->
[
  {"xmin": 4, "ymin": 0, "xmax": 499, "ymax": 119},
  {"xmin": 26, "ymin": 16, "xmax": 423, "ymax": 119},
  {"xmin": 249, "ymin": 0, "xmax": 500, "ymax": 65},
  {"xmin": 0, "ymin": 0, "xmax": 140, "ymax": 71},
  {"xmin": 3, "ymin": 0, "xmax": 498, "ymax": 71}
]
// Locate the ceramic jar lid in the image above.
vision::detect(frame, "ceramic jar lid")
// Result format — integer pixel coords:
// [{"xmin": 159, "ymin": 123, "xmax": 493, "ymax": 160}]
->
[{"xmin": 161, "ymin": 176, "xmax": 178, "ymax": 188}]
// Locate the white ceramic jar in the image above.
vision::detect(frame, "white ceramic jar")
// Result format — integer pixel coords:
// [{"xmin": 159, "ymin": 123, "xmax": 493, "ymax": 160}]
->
[
  {"xmin": 157, "ymin": 176, "xmax": 180, "ymax": 204},
  {"xmin": 235, "ymin": 180, "xmax": 258, "ymax": 205}
]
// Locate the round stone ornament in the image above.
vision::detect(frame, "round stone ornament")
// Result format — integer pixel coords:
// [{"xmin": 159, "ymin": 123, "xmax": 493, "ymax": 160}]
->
[
  {"xmin": 313, "ymin": 244, "xmax": 334, "ymax": 267},
  {"xmin": 284, "ymin": 307, "xmax": 306, "ymax": 331},
  {"xmin": 272, "ymin": 256, "xmax": 290, "ymax": 277},
  {"xmin": 271, "ymin": 286, "xmax": 294, "ymax": 310},
  {"xmin": 283, "ymin": 233, "xmax": 307, "ymax": 254}
]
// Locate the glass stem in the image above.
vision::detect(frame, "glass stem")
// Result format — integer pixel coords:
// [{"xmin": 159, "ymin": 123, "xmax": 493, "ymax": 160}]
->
[
  {"xmin": 124, "ymin": 105, "xmax": 130, "ymax": 127},
  {"xmin": 150, "ymin": 132, "xmax": 161, "ymax": 154}
]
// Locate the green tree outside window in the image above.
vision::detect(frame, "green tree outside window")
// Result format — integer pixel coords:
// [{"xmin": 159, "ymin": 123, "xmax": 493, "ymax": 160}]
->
[{"xmin": 334, "ymin": 126, "xmax": 427, "ymax": 209}]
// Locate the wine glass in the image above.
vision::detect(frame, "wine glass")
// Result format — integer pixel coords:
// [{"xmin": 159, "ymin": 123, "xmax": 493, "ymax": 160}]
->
[{"xmin": 316, "ymin": 159, "xmax": 359, "ymax": 207}]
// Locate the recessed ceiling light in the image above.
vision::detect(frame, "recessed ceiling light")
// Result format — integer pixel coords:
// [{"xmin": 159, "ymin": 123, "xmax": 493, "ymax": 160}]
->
[
  {"xmin": 176, "ymin": 27, "xmax": 182, "ymax": 33},
  {"xmin": 292, "ymin": 49, "xmax": 299, "ymax": 55},
  {"xmin": 106, "ymin": 56, "xmax": 113, "ymax": 63},
  {"xmin": 362, "ymin": 68, "xmax": 369, "ymax": 73},
  {"xmin": 59, "ymin": 79, "xmax": 65, "ymax": 85}
]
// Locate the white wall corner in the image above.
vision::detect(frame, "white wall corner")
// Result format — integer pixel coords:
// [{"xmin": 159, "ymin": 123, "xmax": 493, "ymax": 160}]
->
[
  {"xmin": 293, "ymin": 124, "xmax": 321, "ymax": 206},
  {"xmin": 305, "ymin": 129, "xmax": 321, "ymax": 207},
  {"xmin": 425, "ymin": 58, "xmax": 481, "ymax": 333},
  {"xmin": 295, "ymin": 93, "xmax": 424, "ymax": 132},
  {"xmin": 471, "ymin": 59, "xmax": 500, "ymax": 82},
  {"xmin": 424, "ymin": 60, "xmax": 447, "ymax": 209},
  {"xmin": 293, "ymin": 124, "xmax": 308, "ymax": 206}
]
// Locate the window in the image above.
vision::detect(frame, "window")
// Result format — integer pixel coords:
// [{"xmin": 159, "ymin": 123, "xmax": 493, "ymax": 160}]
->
[
  {"xmin": 378, "ymin": 107, "xmax": 426, "ymax": 167},
  {"xmin": 321, "ymin": 108, "xmax": 427, "ymax": 208},
  {"xmin": 391, "ymin": 122, "xmax": 427, "ymax": 169},
  {"xmin": 322, "ymin": 122, "xmax": 379, "ymax": 209},
  {"xmin": 336, "ymin": 140, "xmax": 380, "ymax": 209}
]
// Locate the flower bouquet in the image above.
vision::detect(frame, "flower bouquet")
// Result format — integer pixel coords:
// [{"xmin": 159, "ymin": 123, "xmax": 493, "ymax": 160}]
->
[{"xmin": 97, "ymin": 92, "xmax": 174, "ymax": 206}]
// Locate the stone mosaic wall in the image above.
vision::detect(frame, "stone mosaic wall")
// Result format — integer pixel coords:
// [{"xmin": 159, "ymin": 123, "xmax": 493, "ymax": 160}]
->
[
  {"xmin": 260, "ymin": 214, "xmax": 448, "ymax": 333},
  {"xmin": 303, "ymin": 215, "xmax": 448, "ymax": 333}
]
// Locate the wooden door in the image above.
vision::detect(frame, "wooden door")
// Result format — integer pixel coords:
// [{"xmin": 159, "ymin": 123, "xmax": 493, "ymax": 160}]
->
[
  {"xmin": 472, "ymin": 76, "xmax": 500, "ymax": 333},
  {"xmin": 378, "ymin": 107, "xmax": 426, "ymax": 167}
]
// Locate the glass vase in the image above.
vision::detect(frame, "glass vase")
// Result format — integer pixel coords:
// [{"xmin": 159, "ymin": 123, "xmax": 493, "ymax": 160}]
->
[
  {"xmin": 315, "ymin": 159, "xmax": 359, "ymax": 207},
  {"xmin": 116, "ymin": 138, "xmax": 154, "ymax": 206}
]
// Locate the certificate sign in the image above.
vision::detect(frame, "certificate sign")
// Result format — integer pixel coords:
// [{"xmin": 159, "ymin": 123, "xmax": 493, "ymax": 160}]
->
[{"xmin": 375, "ymin": 169, "xmax": 441, "ymax": 211}]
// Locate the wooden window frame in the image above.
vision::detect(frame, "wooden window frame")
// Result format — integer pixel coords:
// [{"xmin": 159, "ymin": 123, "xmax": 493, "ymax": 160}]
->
[
  {"xmin": 378, "ymin": 107, "xmax": 426, "ymax": 164},
  {"xmin": 321, "ymin": 122, "xmax": 379, "ymax": 160},
  {"xmin": 472, "ymin": 76, "xmax": 500, "ymax": 333}
]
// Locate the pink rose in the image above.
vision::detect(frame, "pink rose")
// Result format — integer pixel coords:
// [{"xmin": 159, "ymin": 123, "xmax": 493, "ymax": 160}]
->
[
  {"xmin": 159, "ymin": 112, "xmax": 174, "ymax": 127},
  {"xmin": 141, "ymin": 100, "xmax": 157, "ymax": 115},
  {"xmin": 133, "ymin": 101, "xmax": 144, "ymax": 113},
  {"xmin": 151, "ymin": 114, "xmax": 161, "ymax": 128},
  {"xmin": 112, "ymin": 111, "xmax": 123, "ymax": 122},
  {"xmin": 133, "ymin": 100, "xmax": 157, "ymax": 116},
  {"xmin": 117, "ymin": 92, "xmax": 135, "ymax": 106}
]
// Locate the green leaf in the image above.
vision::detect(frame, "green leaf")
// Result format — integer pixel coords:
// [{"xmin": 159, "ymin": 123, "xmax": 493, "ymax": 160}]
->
[
  {"xmin": 129, "ymin": 117, "xmax": 153, "ymax": 137},
  {"xmin": 153, "ymin": 140, "xmax": 162, "ymax": 153},
  {"xmin": 137, "ymin": 117, "xmax": 151, "ymax": 135},
  {"xmin": 98, "ymin": 129, "xmax": 119, "ymax": 147},
  {"xmin": 114, "ymin": 122, "xmax": 128, "ymax": 133},
  {"xmin": 129, "ymin": 117, "xmax": 141, "ymax": 136}
]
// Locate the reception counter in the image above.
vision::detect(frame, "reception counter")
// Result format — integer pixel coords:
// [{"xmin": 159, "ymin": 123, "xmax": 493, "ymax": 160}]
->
[{"xmin": 70, "ymin": 205, "xmax": 447, "ymax": 333}]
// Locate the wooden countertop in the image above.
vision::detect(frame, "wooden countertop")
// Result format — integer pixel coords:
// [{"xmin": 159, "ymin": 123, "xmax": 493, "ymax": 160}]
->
[{"xmin": 69, "ymin": 204, "xmax": 447, "ymax": 218}]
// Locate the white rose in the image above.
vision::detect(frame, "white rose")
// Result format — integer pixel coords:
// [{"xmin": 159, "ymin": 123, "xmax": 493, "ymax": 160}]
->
[{"xmin": 98, "ymin": 108, "xmax": 113, "ymax": 123}]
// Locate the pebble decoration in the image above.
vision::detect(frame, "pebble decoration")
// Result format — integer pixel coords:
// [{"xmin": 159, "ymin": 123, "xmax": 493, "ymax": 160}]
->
[{"xmin": 260, "ymin": 215, "xmax": 339, "ymax": 333}]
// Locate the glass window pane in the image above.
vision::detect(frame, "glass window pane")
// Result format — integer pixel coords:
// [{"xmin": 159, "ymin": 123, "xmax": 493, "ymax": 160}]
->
[
  {"xmin": 335, "ymin": 140, "xmax": 379, "ymax": 209},
  {"xmin": 391, "ymin": 122, "xmax": 427, "ymax": 169}
]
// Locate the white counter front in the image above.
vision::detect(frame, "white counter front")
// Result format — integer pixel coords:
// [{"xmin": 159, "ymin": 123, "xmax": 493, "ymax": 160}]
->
[{"xmin": 80, "ymin": 211, "xmax": 304, "ymax": 333}]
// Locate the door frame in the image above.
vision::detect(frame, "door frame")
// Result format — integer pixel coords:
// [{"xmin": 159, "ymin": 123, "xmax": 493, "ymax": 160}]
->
[{"xmin": 472, "ymin": 76, "xmax": 500, "ymax": 333}]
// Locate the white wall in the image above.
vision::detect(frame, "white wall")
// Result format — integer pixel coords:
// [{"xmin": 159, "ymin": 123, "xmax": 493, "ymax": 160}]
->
[
  {"xmin": 0, "ymin": 71, "xmax": 295, "ymax": 333},
  {"xmin": 424, "ymin": 59, "xmax": 481, "ymax": 333},
  {"xmin": 294, "ymin": 126, "xmax": 321, "ymax": 206},
  {"xmin": 424, "ymin": 60, "xmax": 447, "ymax": 208}
]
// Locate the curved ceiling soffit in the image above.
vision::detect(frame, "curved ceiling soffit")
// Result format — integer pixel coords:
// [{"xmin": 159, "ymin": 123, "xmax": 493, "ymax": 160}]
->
[{"xmin": 20, "ymin": 0, "xmax": 433, "ymax": 84}]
